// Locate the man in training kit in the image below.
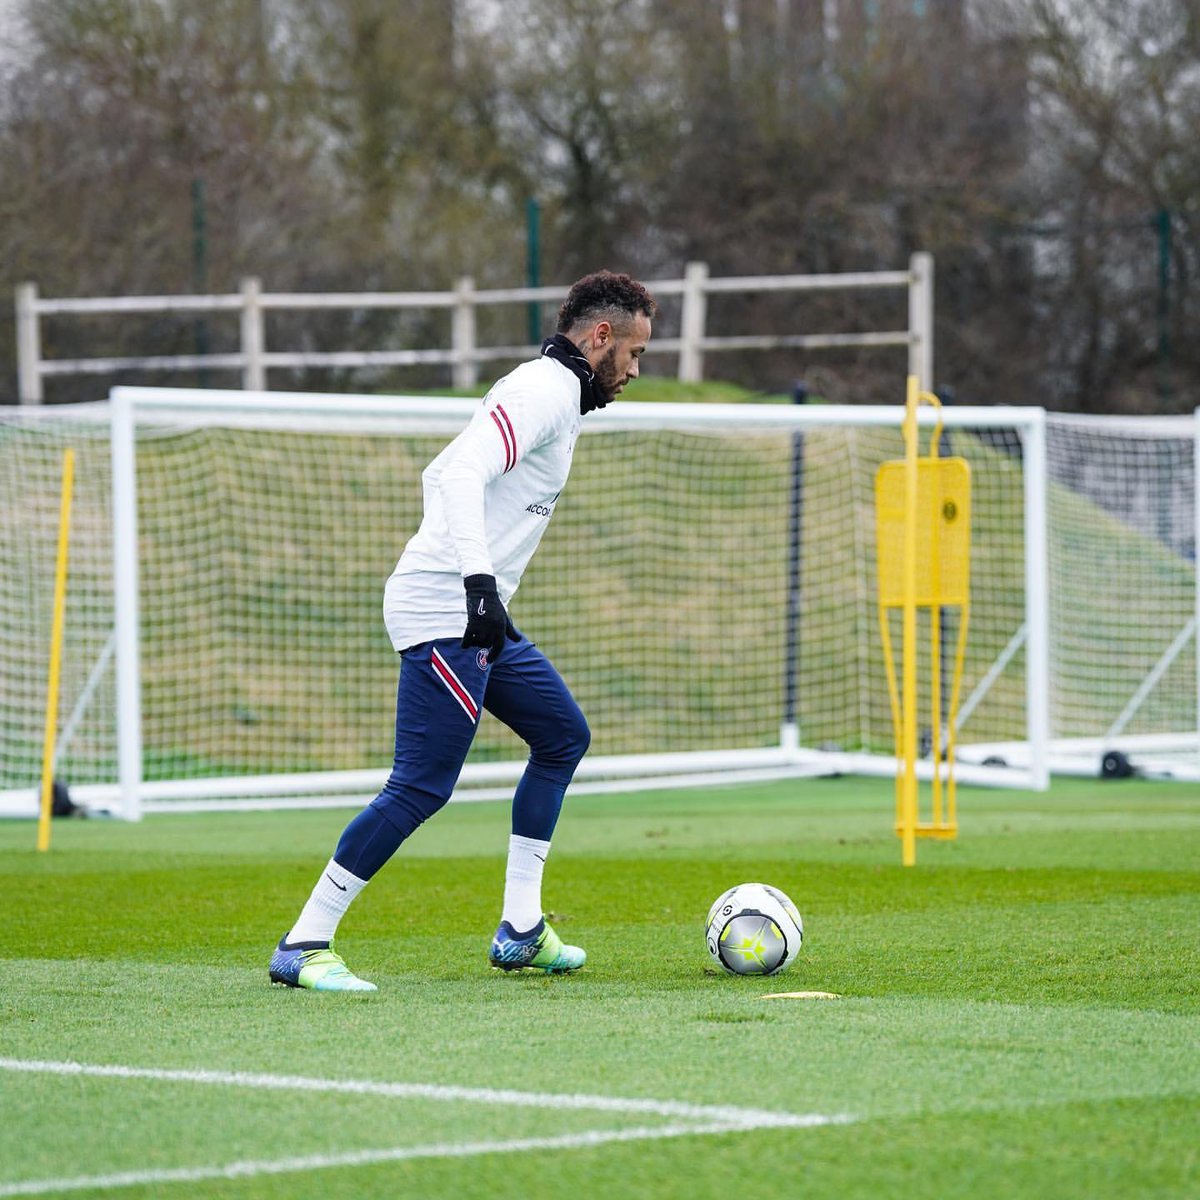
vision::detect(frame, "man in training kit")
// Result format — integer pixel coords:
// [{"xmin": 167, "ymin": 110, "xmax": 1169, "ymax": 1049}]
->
[{"xmin": 270, "ymin": 270, "xmax": 656, "ymax": 991}]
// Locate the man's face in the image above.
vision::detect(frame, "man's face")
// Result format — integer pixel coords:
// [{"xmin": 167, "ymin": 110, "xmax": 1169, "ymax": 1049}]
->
[{"xmin": 590, "ymin": 312, "xmax": 652, "ymax": 402}]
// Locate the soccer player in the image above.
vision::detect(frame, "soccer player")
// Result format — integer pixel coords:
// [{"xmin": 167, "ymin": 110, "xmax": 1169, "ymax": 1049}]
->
[{"xmin": 270, "ymin": 270, "xmax": 656, "ymax": 991}]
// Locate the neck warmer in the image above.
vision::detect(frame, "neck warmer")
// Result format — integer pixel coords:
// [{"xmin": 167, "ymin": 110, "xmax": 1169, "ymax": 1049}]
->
[{"xmin": 541, "ymin": 334, "xmax": 606, "ymax": 414}]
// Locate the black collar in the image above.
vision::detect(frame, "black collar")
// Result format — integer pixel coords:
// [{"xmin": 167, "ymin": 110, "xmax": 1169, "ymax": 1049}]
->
[{"xmin": 541, "ymin": 334, "xmax": 607, "ymax": 413}]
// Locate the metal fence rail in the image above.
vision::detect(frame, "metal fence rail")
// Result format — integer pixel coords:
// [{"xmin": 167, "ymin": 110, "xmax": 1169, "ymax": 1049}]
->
[{"xmin": 14, "ymin": 253, "xmax": 933, "ymax": 402}]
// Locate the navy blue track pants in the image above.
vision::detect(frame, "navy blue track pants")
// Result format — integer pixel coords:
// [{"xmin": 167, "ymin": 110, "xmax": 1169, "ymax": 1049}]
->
[{"xmin": 333, "ymin": 633, "xmax": 590, "ymax": 880}]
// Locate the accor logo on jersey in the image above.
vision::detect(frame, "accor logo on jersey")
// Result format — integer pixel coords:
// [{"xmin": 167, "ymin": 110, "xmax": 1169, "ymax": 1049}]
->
[{"xmin": 525, "ymin": 491, "xmax": 561, "ymax": 519}]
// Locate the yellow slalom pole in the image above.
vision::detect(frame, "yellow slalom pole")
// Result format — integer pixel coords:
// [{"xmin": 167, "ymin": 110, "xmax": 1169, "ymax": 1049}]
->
[
  {"xmin": 900, "ymin": 379, "xmax": 919, "ymax": 867},
  {"xmin": 37, "ymin": 448, "xmax": 75, "ymax": 853}
]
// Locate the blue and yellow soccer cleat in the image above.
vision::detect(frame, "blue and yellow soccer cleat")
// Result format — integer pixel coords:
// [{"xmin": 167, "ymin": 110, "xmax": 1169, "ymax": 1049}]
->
[
  {"xmin": 268, "ymin": 937, "xmax": 377, "ymax": 992},
  {"xmin": 488, "ymin": 918, "xmax": 586, "ymax": 974}
]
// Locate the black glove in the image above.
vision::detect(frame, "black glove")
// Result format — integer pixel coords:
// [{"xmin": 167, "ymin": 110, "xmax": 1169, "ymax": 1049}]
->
[{"xmin": 461, "ymin": 574, "xmax": 519, "ymax": 663}]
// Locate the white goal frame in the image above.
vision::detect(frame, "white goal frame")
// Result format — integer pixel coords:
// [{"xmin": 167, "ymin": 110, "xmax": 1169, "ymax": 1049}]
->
[
  {"xmin": 6, "ymin": 389, "xmax": 1197, "ymax": 821},
  {"xmin": 101, "ymin": 386, "xmax": 1055, "ymax": 819}
]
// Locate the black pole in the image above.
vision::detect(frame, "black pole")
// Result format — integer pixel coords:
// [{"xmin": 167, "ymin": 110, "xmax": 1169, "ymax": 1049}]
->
[
  {"xmin": 1156, "ymin": 208, "xmax": 1171, "ymax": 404},
  {"xmin": 526, "ymin": 198, "xmax": 541, "ymax": 345},
  {"xmin": 191, "ymin": 177, "xmax": 210, "ymax": 388},
  {"xmin": 784, "ymin": 382, "xmax": 807, "ymax": 733},
  {"xmin": 936, "ymin": 386, "xmax": 955, "ymax": 738}
]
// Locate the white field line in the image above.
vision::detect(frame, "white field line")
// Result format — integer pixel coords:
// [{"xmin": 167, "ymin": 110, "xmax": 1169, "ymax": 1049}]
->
[
  {"xmin": 0, "ymin": 1121, "xmax": 843, "ymax": 1197},
  {"xmin": 0, "ymin": 1057, "xmax": 832, "ymax": 1128},
  {"xmin": 0, "ymin": 1058, "xmax": 855, "ymax": 1196}
]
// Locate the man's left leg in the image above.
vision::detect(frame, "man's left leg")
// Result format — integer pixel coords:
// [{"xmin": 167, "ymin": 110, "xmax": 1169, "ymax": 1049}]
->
[
  {"xmin": 270, "ymin": 641, "xmax": 486, "ymax": 990},
  {"xmin": 482, "ymin": 635, "xmax": 590, "ymax": 972}
]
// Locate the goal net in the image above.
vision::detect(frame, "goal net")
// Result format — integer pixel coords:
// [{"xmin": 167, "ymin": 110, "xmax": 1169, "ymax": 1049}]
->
[
  {"xmin": 1, "ymin": 388, "xmax": 1195, "ymax": 817},
  {"xmin": 1037, "ymin": 413, "xmax": 1198, "ymax": 778}
]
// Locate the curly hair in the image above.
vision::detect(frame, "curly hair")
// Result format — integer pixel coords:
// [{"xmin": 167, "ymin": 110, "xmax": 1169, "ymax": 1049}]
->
[{"xmin": 556, "ymin": 270, "xmax": 657, "ymax": 334}]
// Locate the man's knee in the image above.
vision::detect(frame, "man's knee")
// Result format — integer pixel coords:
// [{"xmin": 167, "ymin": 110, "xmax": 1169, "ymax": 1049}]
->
[
  {"xmin": 548, "ymin": 705, "xmax": 590, "ymax": 769},
  {"xmin": 373, "ymin": 775, "xmax": 451, "ymax": 839}
]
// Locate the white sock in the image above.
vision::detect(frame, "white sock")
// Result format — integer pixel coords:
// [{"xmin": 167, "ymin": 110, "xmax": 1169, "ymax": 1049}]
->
[
  {"xmin": 501, "ymin": 834, "xmax": 550, "ymax": 933},
  {"xmin": 286, "ymin": 858, "xmax": 369, "ymax": 945}
]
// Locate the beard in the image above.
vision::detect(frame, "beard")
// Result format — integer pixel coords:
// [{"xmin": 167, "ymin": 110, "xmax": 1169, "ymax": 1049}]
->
[{"xmin": 592, "ymin": 345, "xmax": 624, "ymax": 403}]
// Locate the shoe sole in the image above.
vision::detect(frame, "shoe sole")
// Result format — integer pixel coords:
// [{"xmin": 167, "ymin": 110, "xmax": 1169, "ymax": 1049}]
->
[
  {"xmin": 269, "ymin": 968, "xmax": 377, "ymax": 992},
  {"xmin": 488, "ymin": 960, "xmax": 583, "ymax": 974}
]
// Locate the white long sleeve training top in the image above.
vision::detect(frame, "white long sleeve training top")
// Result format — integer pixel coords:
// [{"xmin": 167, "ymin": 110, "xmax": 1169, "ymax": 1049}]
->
[{"xmin": 383, "ymin": 353, "xmax": 583, "ymax": 652}]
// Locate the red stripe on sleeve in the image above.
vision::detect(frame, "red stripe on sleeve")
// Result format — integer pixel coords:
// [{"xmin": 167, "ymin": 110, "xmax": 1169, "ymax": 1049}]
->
[
  {"xmin": 495, "ymin": 404, "xmax": 518, "ymax": 472},
  {"xmin": 489, "ymin": 409, "xmax": 515, "ymax": 472}
]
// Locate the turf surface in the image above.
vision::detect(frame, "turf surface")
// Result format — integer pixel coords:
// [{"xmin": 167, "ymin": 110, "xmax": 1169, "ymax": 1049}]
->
[{"xmin": 2, "ymin": 775, "xmax": 1198, "ymax": 1198}]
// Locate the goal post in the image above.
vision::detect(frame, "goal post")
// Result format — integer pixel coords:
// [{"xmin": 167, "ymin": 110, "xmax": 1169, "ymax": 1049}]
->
[
  {"xmin": 2, "ymin": 387, "xmax": 1196, "ymax": 820},
  {"xmin": 99, "ymin": 386, "xmax": 1051, "ymax": 817},
  {"xmin": 1034, "ymin": 411, "xmax": 1199, "ymax": 779}
]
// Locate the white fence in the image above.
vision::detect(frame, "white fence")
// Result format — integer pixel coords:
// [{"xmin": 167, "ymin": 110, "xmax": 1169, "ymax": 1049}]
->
[{"xmin": 15, "ymin": 254, "xmax": 934, "ymax": 402}]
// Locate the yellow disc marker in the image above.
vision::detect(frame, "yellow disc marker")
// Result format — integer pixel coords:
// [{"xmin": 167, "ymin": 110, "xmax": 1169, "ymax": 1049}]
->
[{"xmin": 760, "ymin": 991, "xmax": 843, "ymax": 1001}]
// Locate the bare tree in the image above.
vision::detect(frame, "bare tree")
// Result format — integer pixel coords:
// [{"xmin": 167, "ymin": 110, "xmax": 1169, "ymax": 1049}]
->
[
  {"xmin": 989, "ymin": 0, "xmax": 1200, "ymax": 410},
  {"xmin": 0, "ymin": 0, "xmax": 339, "ymax": 398},
  {"xmin": 2, "ymin": 0, "xmax": 1196, "ymax": 407},
  {"xmin": 455, "ymin": 0, "xmax": 681, "ymax": 279}
]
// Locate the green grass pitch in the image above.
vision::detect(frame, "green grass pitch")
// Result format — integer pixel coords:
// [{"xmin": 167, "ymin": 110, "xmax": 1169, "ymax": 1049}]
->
[{"xmin": 2, "ymin": 775, "xmax": 1198, "ymax": 1198}]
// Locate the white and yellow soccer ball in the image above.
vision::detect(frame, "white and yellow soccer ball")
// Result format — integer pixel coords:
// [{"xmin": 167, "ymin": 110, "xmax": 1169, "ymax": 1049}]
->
[{"xmin": 705, "ymin": 882, "xmax": 804, "ymax": 976}]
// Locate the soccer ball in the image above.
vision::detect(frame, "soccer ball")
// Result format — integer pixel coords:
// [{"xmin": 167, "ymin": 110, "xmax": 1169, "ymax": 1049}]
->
[{"xmin": 705, "ymin": 882, "xmax": 803, "ymax": 976}]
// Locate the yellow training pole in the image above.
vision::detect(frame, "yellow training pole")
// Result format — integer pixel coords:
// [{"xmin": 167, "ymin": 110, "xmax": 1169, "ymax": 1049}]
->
[
  {"xmin": 876, "ymin": 383, "xmax": 969, "ymax": 861},
  {"xmin": 900, "ymin": 379, "xmax": 919, "ymax": 867},
  {"xmin": 37, "ymin": 448, "xmax": 75, "ymax": 852}
]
